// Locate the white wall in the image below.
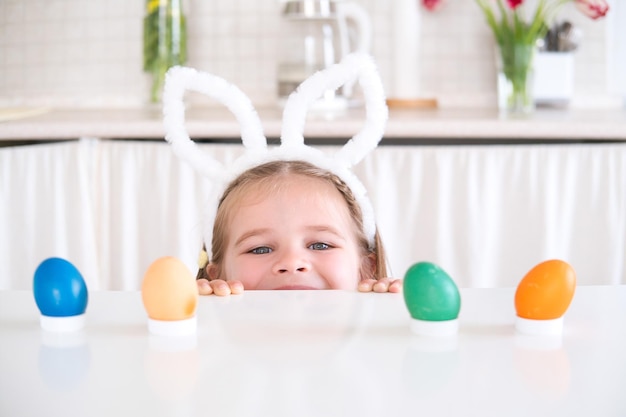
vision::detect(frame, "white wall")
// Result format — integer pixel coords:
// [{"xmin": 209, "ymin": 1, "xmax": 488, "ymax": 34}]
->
[{"xmin": 0, "ymin": 0, "xmax": 621, "ymax": 109}]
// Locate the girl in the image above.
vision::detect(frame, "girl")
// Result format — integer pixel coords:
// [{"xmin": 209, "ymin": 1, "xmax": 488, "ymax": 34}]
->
[
  {"xmin": 162, "ymin": 53, "xmax": 397, "ymax": 295},
  {"xmin": 195, "ymin": 160, "xmax": 402, "ymax": 296}
]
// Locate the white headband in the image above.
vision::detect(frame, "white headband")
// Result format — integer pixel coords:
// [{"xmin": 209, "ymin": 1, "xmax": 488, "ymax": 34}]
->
[{"xmin": 162, "ymin": 52, "xmax": 388, "ymax": 252}]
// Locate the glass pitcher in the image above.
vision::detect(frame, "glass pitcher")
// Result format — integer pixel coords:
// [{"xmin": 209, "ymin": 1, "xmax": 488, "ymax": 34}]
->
[{"xmin": 277, "ymin": 0, "xmax": 372, "ymax": 109}]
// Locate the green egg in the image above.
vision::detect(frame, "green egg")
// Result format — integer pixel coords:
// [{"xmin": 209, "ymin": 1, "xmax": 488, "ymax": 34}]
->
[{"xmin": 403, "ymin": 262, "xmax": 461, "ymax": 321}]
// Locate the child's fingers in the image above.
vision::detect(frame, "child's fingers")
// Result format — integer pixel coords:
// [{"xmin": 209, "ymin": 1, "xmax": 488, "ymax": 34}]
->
[
  {"xmin": 388, "ymin": 279, "xmax": 403, "ymax": 293},
  {"xmin": 210, "ymin": 280, "xmax": 233, "ymax": 296},
  {"xmin": 373, "ymin": 278, "xmax": 390, "ymax": 293},
  {"xmin": 197, "ymin": 278, "xmax": 214, "ymax": 295},
  {"xmin": 198, "ymin": 279, "xmax": 243, "ymax": 296},
  {"xmin": 359, "ymin": 278, "xmax": 403, "ymax": 293},
  {"xmin": 229, "ymin": 280, "xmax": 244, "ymax": 295},
  {"xmin": 372, "ymin": 278, "xmax": 403, "ymax": 293},
  {"xmin": 358, "ymin": 278, "xmax": 376, "ymax": 292}
]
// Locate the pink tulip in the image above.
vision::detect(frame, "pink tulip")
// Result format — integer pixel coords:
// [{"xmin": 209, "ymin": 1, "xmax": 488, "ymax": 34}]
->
[
  {"xmin": 422, "ymin": 0, "xmax": 445, "ymax": 12},
  {"xmin": 575, "ymin": 0, "xmax": 609, "ymax": 19},
  {"xmin": 506, "ymin": 0, "xmax": 524, "ymax": 9}
]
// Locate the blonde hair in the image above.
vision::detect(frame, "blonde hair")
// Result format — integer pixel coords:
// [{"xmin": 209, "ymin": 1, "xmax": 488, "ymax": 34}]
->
[{"xmin": 197, "ymin": 160, "xmax": 388, "ymax": 283}]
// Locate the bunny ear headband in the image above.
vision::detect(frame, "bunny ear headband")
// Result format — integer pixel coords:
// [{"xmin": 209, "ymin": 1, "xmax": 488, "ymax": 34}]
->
[{"xmin": 162, "ymin": 52, "xmax": 388, "ymax": 254}]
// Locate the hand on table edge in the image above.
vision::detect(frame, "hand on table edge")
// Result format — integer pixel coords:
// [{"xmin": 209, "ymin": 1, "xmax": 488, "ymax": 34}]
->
[
  {"xmin": 197, "ymin": 277, "xmax": 403, "ymax": 295},
  {"xmin": 197, "ymin": 278, "xmax": 244, "ymax": 296},
  {"xmin": 357, "ymin": 278, "xmax": 403, "ymax": 293}
]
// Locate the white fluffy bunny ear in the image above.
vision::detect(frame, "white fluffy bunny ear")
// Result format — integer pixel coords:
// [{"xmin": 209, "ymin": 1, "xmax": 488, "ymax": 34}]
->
[
  {"xmin": 279, "ymin": 53, "xmax": 387, "ymax": 248},
  {"xmin": 280, "ymin": 52, "xmax": 388, "ymax": 168},
  {"xmin": 162, "ymin": 66, "xmax": 267, "ymax": 181}
]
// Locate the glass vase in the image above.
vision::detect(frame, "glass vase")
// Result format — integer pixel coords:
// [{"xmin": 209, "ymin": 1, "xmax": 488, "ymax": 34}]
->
[
  {"xmin": 496, "ymin": 43, "xmax": 536, "ymax": 114},
  {"xmin": 143, "ymin": 0, "xmax": 187, "ymax": 103}
]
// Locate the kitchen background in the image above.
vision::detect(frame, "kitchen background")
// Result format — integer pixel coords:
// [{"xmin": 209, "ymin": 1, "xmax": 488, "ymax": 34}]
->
[
  {"xmin": 1, "ymin": 1, "xmax": 625, "ymax": 292},
  {"xmin": 0, "ymin": 0, "xmax": 624, "ymax": 110}
]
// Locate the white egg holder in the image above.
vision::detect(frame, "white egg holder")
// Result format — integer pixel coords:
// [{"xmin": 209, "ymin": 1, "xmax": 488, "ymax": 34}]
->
[
  {"xmin": 147, "ymin": 316, "xmax": 197, "ymax": 337},
  {"xmin": 515, "ymin": 316, "xmax": 564, "ymax": 336},
  {"xmin": 40, "ymin": 314, "xmax": 86, "ymax": 333}
]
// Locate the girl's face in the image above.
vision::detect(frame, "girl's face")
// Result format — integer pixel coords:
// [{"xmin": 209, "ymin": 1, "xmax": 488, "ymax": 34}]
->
[{"xmin": 215, "ymin": 175, "xmax": 369, "ymax": 290}]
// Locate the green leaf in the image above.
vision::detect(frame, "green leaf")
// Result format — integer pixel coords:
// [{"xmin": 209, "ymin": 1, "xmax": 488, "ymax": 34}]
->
[{"xmin": 142, "ymin": 0, "xmax": 188, "ymax": 102}]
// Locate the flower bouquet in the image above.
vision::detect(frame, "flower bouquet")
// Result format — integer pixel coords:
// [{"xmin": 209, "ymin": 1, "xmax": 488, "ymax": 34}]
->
[{"xmin": 474, "ymin": 0, "xmax": 609, "ymax": 113}]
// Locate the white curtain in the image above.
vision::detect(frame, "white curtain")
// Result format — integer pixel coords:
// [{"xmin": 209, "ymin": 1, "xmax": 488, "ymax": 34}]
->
[
  {"xmin": 361, "ymin": 144, "xmax": 626, "ymax": 287},
  {"xmin": 0, "ymin": 139, "xmax": 100, "ymax": 289},
  {"xmin": 1, "ymin": 139, "xmax": 624, "ymax": 290}
]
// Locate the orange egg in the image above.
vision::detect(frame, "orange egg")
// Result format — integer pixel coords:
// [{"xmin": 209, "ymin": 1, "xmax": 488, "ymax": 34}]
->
[
  {"xmin": 514, "ymin": 260, "xmax": 576, "ymax": 320},
  {"xmin": 141, "ymin": 256, "xmax": 198, "ymax": 321}
]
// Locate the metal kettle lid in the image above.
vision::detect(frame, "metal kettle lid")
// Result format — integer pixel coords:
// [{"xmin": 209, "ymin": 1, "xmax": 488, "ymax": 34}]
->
[{"xmin": 282, "ymin": 0, "xmax": 338, "ymax": 19}]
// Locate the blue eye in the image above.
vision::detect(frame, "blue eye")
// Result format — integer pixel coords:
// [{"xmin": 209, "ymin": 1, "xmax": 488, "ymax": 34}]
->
[
  {"xmin": 250, "ymin": 247, "xmax": 272, "ymax": 255},
  {"xmin": 309, "ymin": 242, "xmax": 330, "ymax": 250}
]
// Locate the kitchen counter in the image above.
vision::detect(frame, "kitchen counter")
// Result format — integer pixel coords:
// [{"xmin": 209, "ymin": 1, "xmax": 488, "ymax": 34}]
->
[{"xmin": 1, "ymin": 106, "xmax": 625, "ymax": 143}]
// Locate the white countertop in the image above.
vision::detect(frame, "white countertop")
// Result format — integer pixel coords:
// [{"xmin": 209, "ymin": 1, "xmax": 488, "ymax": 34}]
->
[
  {"xmin": 1, "ymin": 287, "xmax": 625, "ymax": 416},
  {"xmin": 1, "ymin": 106, "xmax": 625, "ymax": 141}
]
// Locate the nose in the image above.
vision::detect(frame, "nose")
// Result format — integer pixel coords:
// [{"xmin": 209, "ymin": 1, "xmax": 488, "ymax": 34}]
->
[{"xmin": 273, "ymin": 248, "xmax": 310, "ymax": 274}]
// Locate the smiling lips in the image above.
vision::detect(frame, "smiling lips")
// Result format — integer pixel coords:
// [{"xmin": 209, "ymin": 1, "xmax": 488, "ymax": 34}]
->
[{"xmin": 274, "ymin": 285, "xmax": 319, "ymax": 290}]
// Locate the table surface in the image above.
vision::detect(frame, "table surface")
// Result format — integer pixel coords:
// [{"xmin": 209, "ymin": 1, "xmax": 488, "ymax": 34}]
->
[
  {"xmin": 1, "ymin": 287, "xmax": 625, "ymax": 417},
  {"xmin": 1, "ymin": 107, "xmax": 626, "ymax": 141}
]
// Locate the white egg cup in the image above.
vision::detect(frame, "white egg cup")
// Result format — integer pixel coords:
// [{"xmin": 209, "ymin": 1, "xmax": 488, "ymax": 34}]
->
[
  {"xmin": 515, "ymin": 316, "xmax": 564, "ymax": 336},
  {"xmin": 410, "ymin": 318, "xmax": 459, "ymax": 337},
  {"xmin": 148, "ymin": 316, "xmax": 197, "ymax": 337},
  {"xmin": 40, "ymin": 314, "xmax": 86, "ymax": 332}
]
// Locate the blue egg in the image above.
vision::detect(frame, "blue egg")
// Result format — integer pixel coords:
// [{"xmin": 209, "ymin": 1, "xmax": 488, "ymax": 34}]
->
[{"xmin": 33, "ymin": 258, "xmax": 88, "ymax": 317}]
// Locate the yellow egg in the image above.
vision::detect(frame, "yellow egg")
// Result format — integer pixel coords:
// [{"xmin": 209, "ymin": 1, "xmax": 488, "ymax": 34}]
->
[
  {"xmin": 141, "ymin": 256, "xmax": 198, "ymax": 321},
  {"xmin": 515, "ymin": 259, "xmax": 576, "ymax": 320}
]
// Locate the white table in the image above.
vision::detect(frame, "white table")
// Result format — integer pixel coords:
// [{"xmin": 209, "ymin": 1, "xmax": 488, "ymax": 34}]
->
[{"xmin": 1, "ymin": 287, "xmax": 625, "ymax": 417}]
